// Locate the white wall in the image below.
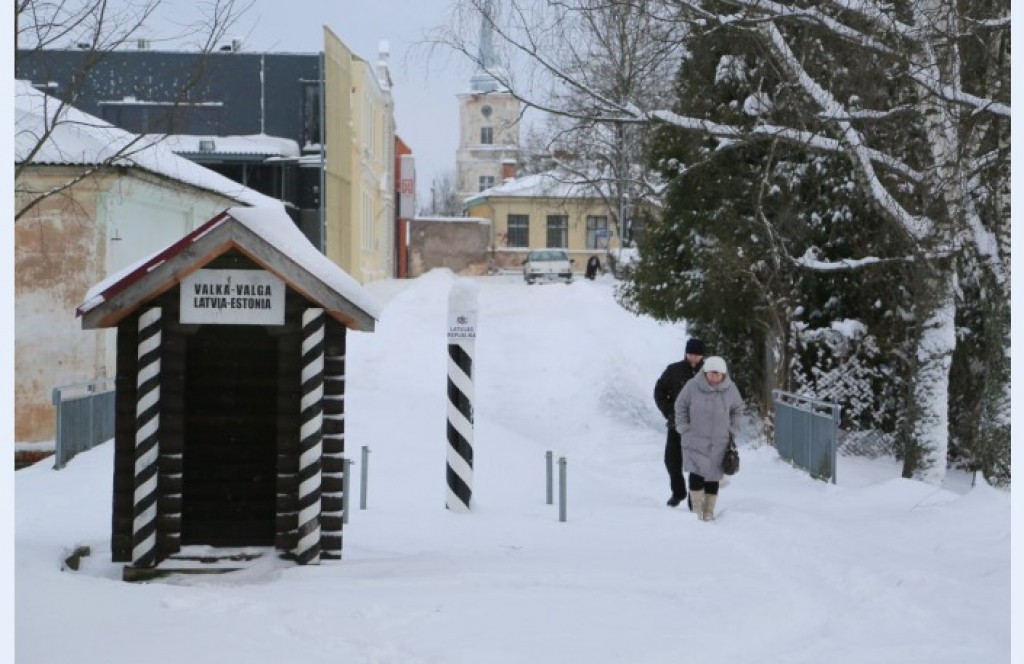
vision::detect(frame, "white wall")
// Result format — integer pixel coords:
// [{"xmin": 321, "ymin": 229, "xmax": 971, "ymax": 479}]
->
[
  {"xmin": 99, "ymin": 178, "xmax": 237, "ymax": 375},
  {"xmin": 15, "ymin": 168, "xmax": 239, "ymax": 442}
]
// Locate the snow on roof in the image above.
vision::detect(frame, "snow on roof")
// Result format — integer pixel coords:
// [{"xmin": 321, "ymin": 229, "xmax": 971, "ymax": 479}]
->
[
  {"xmin": 78, "ymin": 205, "xmax": 381, "ymax": 325},
  {"xmin": 227, "ymin": 206, "xmax": 382, "ymax": 319},
  {"xmin": 14, "ymin": 80, "xmax": 282, "ymax": 210},
  {"xmin": 465, "ymin": 170, "xmax": 604, "ymax": 204},
  {"xmin": 413, "ymin": 216, "xmax": 491, "ymax": 224},
  {"xmin": 159, "ymin": 134, "xmax": 301, "ymax": 158}
]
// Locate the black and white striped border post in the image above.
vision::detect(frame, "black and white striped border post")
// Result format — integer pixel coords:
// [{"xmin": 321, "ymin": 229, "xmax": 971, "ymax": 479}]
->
[
  {"xmin": 446, "ymin": 280, "xmax": 479, "ymax": 512},
  {"xmin": 294, "ymin": 308, "xmax": 325, "ymax": 565},
  {"xmin": 132, "ymin": 307, "xmax": 162, "ymax": 567}
]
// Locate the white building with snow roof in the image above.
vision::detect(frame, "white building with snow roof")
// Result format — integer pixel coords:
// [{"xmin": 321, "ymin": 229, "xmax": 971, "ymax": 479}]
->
[{"xmin": 14, "ymin": 79, "xmax": 284, "ymax": 443}]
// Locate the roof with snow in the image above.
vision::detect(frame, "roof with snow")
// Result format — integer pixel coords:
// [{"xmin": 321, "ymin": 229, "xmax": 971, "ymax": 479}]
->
[
  {"xmin": 464, "ymin": 170, "xmax": 605, "ymax": 207},
  {"xmin": 413, "ymin": 216, "xmax": 491, "ymax": 225},
  {"xmin": 14, "ymin": 79, "xmax": 282, "ymax": 209},
  {"xmin": 158, "ymin": 134, "xmax": 302, "ymax": 159},
  {"xmin": 77, "ymin": 206, "xmax": 381, "ymax": 331}
]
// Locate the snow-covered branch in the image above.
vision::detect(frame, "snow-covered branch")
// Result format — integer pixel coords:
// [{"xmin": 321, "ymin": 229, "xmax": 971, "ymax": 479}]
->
[
  {"xmin": 648, "ymin": 109, "xmax": 925, "ymax": 185},
  {"xmin": 818, "ymin": 0, "xmax": 915, "ymax": 40},
  {"xmin": 677, "ymin": 0, "xmax": 902, "ymax": 55},
  {"xmin": 790, "ymin": 245, "xmax": 958, "ymax": 272},
  {"xmin": 760, "ymin": 21, "xmax": 931, "ymax": 239},
  {"xmin": 792, "ymin": 247, "xmax": 884, "ymax": 271},
  {"xmin": 965, "ymin": 14, "xmax": 1010, "ymax": 29},
  {"xmin": 907, "ymin": 69, "xmax": 1011, "ymax": 118},
  {"xmin": 816, "ymin": 105, "xmax": 915, "ymax": 122},
  {"xmin": 680, "ymin": 0, "xmax": 1010, "ymax": 120}
]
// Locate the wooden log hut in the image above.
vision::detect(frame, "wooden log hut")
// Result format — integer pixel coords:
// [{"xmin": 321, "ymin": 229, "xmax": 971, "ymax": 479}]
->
[{"xmin": 76, "ymin": 206, "xmax": 379, "ymax": 577}]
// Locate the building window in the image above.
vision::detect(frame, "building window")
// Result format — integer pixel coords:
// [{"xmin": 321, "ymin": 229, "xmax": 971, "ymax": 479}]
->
[
  {"xmin": 479, "ymin": 175, "xmax": 495, "ymax": 191},
  {"xmin": 546, "ymin": 215, "xmax": 568, "ymax": 248},
  {"xmin": 363, "ymin": 96, "xmax": 375, "ymax": 160},
  {"xmin": 302, "ymin": 82, "xmax": 321, "ymax": 148},
  {"xmin": 586, "ymin": 215, "xmax": 609, "ymax": 250},
  {"xmin": 507, "ymin": 214, "xmax": 529, "ymax": 247},
  {"xmin": 480, "ymin": 126, "xmax": 494, "ymax": 145}
]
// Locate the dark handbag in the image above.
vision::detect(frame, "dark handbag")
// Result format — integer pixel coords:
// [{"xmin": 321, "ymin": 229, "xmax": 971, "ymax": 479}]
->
[{"xmin": 722, "ymin": 437, "xmax": 740, "ymax": 475}]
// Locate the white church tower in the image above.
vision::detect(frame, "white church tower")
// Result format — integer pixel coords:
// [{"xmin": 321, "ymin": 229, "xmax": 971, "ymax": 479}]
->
[{"xmin": 455, "ymin": 0, "xmax": 521, "ymax": 206}]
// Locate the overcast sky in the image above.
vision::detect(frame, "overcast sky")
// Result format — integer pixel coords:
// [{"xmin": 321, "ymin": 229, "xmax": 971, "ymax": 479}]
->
[{"xmin": 154, "ymin": 0, "xmax": 478, "ymax": 206}]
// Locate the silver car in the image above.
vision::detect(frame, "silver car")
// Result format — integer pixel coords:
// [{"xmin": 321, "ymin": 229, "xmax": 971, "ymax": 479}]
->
[{"xmin": 523, "ymin": 249, "xmax": 574, "ymax": 284}]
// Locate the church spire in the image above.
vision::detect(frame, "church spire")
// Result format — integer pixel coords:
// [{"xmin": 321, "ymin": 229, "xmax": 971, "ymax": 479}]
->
[{"xmin": 470, "ymin": 0, "xmax": 501, "ymax": 93}]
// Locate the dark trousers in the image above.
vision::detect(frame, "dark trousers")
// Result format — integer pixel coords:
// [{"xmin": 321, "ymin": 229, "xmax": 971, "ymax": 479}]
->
[
  {"xmin": 688, "ymin": 473, "xmax": 720, "ymax": 496},
  {"xmin": 664, "ymin": 426, "xmax": 686, "ymax": 498}
]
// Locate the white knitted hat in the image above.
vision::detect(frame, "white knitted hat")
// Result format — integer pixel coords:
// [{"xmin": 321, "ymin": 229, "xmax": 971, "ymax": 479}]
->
[{"xmin": 703, "ymin": 356, "xmax": 728, "ymax": 374}]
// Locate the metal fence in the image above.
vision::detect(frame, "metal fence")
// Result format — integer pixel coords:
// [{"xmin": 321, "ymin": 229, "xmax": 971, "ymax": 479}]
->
[
  {"xmin": 772, "ymin": 390, "xmax": 840, "ymax": 483},
  {"xmin": 52, "ymin": 378, "xmax": 116, "ymax": 469}
]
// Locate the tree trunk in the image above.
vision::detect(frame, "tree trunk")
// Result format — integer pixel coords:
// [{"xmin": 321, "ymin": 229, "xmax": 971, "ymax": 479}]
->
[
  {"xmin": 903, "ymin": 0, "xmax": 959, "ymax": 485},
  {"xmin": 907, "ymin": 267, "xmax": 956, "ymax": 485}
]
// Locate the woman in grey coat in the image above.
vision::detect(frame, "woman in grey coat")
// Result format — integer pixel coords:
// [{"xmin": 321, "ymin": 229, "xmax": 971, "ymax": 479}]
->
[{"xmin": 674, "ymin": 355, "xmax": 743, "ymax": 521}]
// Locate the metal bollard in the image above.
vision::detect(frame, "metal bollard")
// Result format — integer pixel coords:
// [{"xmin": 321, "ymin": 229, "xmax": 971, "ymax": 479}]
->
[
  {"xmin": 545, "ymin": 450, "xmax": 554, "ymax": 505},
  {"xmin": 360, "ymin": 445, "xmax": 370, "ymax": 510},
  {"xmin": 558, "ymin": 456, "xmax": 567, "ymax": 522},
  {"xmin": 342, "ymin": 457, "xmax": 352, "ymax": 524},
  {"xmin": 51, "ymin": 387, "xmax": 64, "ymax": 470}
]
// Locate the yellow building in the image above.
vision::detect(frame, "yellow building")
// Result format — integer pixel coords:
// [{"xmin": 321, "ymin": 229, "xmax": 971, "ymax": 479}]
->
[
  {"xmin": 464, "ymin": 171, "xmax": 623, "ymax": 273},
  {"xmin": 323, "ymin": 28, "xmax": 396, "ymax": 284}
]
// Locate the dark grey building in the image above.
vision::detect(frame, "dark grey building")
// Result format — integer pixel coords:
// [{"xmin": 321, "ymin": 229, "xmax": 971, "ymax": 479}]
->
[{"xmin": 16, "ymin": 46, "xmax": 326, "ymax": 246}]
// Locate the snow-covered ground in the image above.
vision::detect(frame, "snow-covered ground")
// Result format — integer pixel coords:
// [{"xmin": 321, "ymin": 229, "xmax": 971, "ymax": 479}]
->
[{"xmin": 15, "ymin": 271, "xmax": 1010, "ymax": 663}]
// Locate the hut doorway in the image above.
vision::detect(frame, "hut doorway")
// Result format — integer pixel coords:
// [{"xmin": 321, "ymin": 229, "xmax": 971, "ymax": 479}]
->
[{"xmin": 181, "ymin": 324, "xmax": 278, "ymax": 546}]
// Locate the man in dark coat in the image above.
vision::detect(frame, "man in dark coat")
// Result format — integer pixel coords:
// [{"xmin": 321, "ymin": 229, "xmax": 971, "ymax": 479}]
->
[{"xmin": 653, "ymin": 337, "xmax": 705, "ymax": 507}]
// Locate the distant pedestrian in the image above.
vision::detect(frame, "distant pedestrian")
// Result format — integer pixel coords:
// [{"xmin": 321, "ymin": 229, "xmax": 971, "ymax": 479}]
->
[
  {"xmin": 653, "ymin": 337, "xmax": 705, "ymax": 508},
  {"xmin": 585, "ymin": 255, "xmax": 601, "ymax": 280},
  {"xmin": 674, "ymin": 355, "xmax": 743, "ymax": 521}
]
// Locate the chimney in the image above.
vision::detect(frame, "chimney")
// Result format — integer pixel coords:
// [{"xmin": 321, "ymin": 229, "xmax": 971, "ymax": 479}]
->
[
  {"xmin": 219, "ymin": 37, "xmax": 243, "ymax": 52},
  {"xmin": 501, "ymin": 160, "xmax": 517, "ymax": 182},
  {"xmin": 377, "ymin": 40, "xmax": 392, "ymax": 91}
]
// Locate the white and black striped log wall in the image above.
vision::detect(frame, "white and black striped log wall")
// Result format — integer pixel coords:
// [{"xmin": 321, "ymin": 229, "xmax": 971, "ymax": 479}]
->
[
  {"xmin": 131, "ymin": 307, "xmax": 162, "ymax": 567},
  {"xmin": 276, "ymin": 302, "xmax": 348, "ymax": 563},
  {"xmin": 113, "ymin": 295, "xmax": 184, "ymax": 563},
  {"xmin": 293, "ymin": 308, "xmax": 325, "ymax": 564},
  {"xmin": 319, "ymin": 327, "xmax": 347, "ymax": 559},
  {"xmin": 446, "ymin": 280, "xmax": 479, "ymax": 512}
]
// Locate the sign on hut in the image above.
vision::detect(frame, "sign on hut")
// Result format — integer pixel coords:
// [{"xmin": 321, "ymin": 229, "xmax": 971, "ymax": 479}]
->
[{"xmin": 77, "ymin": 207, "xmax": 379, "ymax": 580}]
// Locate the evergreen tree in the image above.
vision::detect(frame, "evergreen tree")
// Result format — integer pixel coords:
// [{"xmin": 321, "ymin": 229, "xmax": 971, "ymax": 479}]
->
[{"xmin": 619, "ymin": 17, "xmax": 923, "ymax": 454}]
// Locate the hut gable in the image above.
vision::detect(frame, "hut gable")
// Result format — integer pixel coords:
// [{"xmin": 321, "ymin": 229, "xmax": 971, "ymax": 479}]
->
[{"xmin": 77, "ymin": 206, "xmax": 380, "ymax": 331}]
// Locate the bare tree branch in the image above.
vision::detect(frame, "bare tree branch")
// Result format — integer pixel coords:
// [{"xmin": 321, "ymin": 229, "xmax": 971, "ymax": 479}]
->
[{"xmin": 15, "ymin": 0, "xmax": 253, "ymax": 221}]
